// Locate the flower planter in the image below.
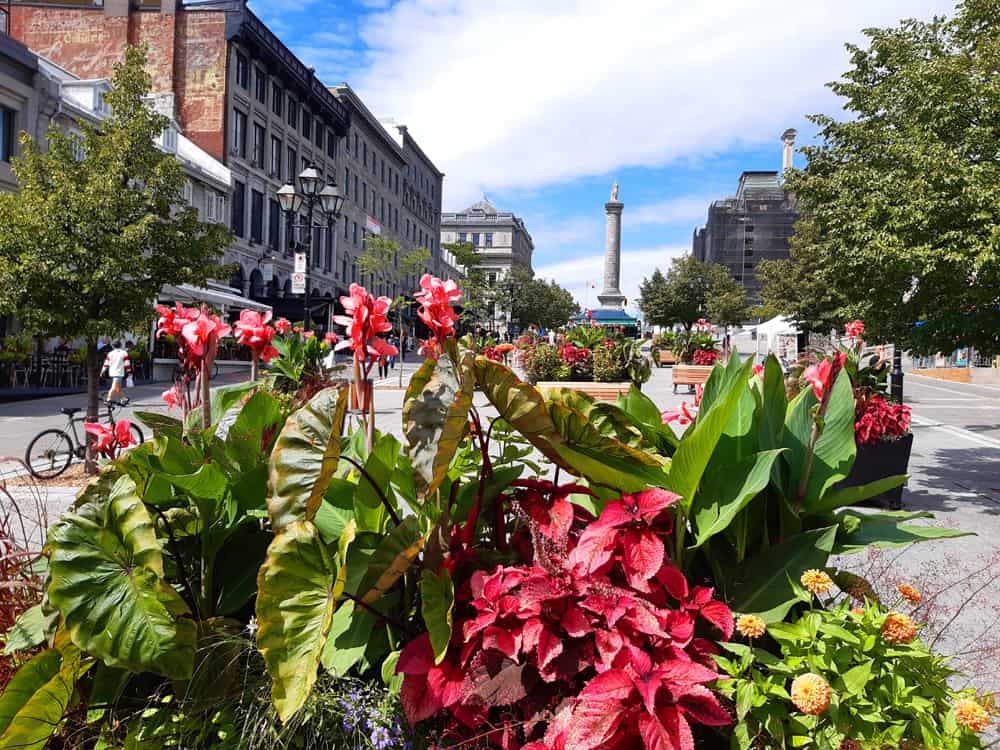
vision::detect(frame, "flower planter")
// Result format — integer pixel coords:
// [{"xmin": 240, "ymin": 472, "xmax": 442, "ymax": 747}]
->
[
  {"xmin": 657, "ymin": 350, "xmax": 677, "ymax": 367},
  {"xmin": 536, "ymin": 381, "xmax": 631, "ymax": 401},
  {"xmin": 672, "ymin": 364, "xmax": 714, "ymax": 393},
  {"xmin": 833, "ymin": 432, "xmax": 914, "ymax": 510}
]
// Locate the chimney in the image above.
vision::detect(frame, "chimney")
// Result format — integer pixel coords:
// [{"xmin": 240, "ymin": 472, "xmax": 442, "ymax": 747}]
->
[{"xmin": 781, "ymin": 128, "xmax": 797, "ymax": 174}]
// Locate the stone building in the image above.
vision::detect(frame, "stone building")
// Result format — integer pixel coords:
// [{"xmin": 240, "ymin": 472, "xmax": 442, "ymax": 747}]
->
[
  {"xmin": 5, "ymin": 0, "xmax": 350, "ymax": 327},
  {"xmin": 0, "ymin": 28, "xmax": 251, "ymax": 339},
  {"xmin": 691, "ymin": 132, "xmax": 799, "ymax": 306}
]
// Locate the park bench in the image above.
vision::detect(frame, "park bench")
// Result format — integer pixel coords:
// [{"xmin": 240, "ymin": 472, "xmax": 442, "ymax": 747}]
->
[
  {"xmin": 672, "ymin": 364, "xmax": 713, "ymax": 393},
  {"xmin": 536, "ymin": 381, "xmax": 632, "ymax": 402},
  {"xmin": 657, "ymin": 350, "xmax": 677, "ymax": 367}
]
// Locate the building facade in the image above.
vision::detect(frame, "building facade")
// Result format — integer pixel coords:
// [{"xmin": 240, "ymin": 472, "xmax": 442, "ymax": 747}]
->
[
  {"xmin": 440, "ymin": 198, "xmax": 534, "ymax": 335},
  {"xmin": 6, "ymin": 0, "xmax": 353, "ymax": 328},
  {"xmin": 691, "ymin": 171, "xmax": 798, "ymax": 305}
]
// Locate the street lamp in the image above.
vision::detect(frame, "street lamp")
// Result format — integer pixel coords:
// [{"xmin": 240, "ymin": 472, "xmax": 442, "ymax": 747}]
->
[{"xmin": 276, "ymin": 164, "xmax": 344, "ymax": 330}]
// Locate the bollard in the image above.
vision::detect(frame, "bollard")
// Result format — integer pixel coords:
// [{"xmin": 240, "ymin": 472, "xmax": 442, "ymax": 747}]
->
[{"xmin": 890, "ymin": 347, "xmax": 904, "ymax": 403}]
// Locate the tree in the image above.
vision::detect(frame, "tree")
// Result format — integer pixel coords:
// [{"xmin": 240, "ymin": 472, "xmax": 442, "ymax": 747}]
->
[
  {"xmin": 0, "ymin": 46, "xmax": 231, "ymax": 469},
  {"xmin": 785, "ymin": 0, "xmax": 1000, "ymax": 355},
  {"xmin": 638, "ymin": 255, "xmax": 748, "ymax": 330},
  {"xmin": 444, "ymin": 241, "xmax": 492, "ymax": 330},
  {"xmin": 758, "ymin": 220, "xmax": 847, "ymax": 335},
  {"xmin": 495, "ymin": 267, "xmax": 580, "ymax": 331}
]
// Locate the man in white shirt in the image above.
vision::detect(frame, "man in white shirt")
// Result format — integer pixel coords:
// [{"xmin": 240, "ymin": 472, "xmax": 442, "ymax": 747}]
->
[{"xmin": 101, "ymin": 341, "xmax": 132, "ymax": 403}]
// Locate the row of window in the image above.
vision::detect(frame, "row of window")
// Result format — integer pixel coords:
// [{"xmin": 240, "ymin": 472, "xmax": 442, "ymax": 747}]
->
[
  {"xmin": 457, "ymin": 231, "xmax": 494, "ymax": 248},
  {"xmin": 232, "ymin": 108, "xmax": 338, "ymax": 183},
  {"xmin": 233, "ymin": 52, "xmax": 337, "ymax": 158}
]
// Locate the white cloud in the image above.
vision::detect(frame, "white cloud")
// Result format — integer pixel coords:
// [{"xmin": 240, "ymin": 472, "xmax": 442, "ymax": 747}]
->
[
  {"xmin": 346, "ymin": 0, "xmax": 954, "ymax": 209},
  {"xmin": 524, "ymin": 215, "xmax": 601, "ymax": 252},
  {"xmin": 535, "ymin": 245, "xmax": 688, "ymax": 315},
  {"xmin": 627, "ymin": 195, "xmax": 714, "ymax": 231}
]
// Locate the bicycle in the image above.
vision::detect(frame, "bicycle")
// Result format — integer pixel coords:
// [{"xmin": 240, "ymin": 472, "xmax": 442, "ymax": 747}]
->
[
  {"xmin": 24, "ymin": 400, "xmax": 145, "ymax": 479},
  {"xmin": 172, "ymin": 361, "xmax": 220, "ymax": 383}
]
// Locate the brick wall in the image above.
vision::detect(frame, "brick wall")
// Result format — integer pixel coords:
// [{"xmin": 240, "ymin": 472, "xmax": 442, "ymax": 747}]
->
[
  {"xmin": 174, "ymin": 10, "xmax": 228, "ymax": 160},
  {"xmin": 10, "ymin": 6, "xmax": 128, "ymax": 83},
  {"xmin": 129, "ymin": 10, "xmax": 176, "ymax": 93}
]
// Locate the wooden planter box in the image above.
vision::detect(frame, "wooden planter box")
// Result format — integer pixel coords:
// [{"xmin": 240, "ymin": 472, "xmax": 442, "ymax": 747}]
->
[
  {"xmin": 536, "ymin": 381, "xmax": 632, "ymax": 401},
  {"xmin": 672, "ymin": 364, "xmax": 713, "ymax": 393},
  {"xmin": 657, "ymin": 350, "xmax": 677, "ymax": 367},
  {"xmin": 832, "ymin": 433, "xmax": 914, "ymax": 510}
]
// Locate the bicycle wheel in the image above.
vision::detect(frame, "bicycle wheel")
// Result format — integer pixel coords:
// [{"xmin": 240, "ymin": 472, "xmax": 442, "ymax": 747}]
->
[
  {"xmin": 25, "ymin": 429, "xmax": 74, "ymax": 479},
  {"xmin": 127, "ymin": 422, "xmax": 145, "ymax": 448}
]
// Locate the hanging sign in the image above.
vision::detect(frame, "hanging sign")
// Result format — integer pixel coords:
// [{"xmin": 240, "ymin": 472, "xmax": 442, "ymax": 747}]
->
[
  {"xmin": 294, "ymin": 253, "xmax": 307, "ymax": 273},
  {"xmin": 291, "ymin": 272, "xmax": 306, "ymax": 294}
]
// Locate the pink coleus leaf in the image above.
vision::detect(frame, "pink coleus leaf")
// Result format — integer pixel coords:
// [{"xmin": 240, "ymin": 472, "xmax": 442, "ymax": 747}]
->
[
  {"xmin": 698, "ymin": 600, "xmax": 734, "ymax": 640},
  {"xmin": 621, "ymin": 528, "xmax": 665, "ymax": 588},
  {"xmin": 638, "ymin": 712, "xmax": 678, "ymax": 750},
  {"xmin": 565, "ymin": 699, "xmax": 625, "ymax": 750}
]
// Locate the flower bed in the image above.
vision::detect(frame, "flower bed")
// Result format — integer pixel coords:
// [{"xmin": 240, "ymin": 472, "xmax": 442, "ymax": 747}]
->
[
  {"xmin": 518, "ymin": 326, "xmax": 650, "ymax": 387},
  {"xmin": 1, "ymin": 297, "xmax": 993, "ymax": 749}
]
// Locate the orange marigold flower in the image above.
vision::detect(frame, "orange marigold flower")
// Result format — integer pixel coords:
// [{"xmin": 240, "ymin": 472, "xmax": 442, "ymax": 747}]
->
[
  {"xmin": 851, "ymin": 607, "xmax": 865, "ymax": 617},
  {"xmin": 881, "ymin": 612, "xmax": 918, "ymax": 644},
  {"xmin": 955, "ymin": 699, "xmax": 991, "ymax": 733},
  {"xmin": 735, "ymin": 614, "xmax": 766, "ymax": 639},
  {"xmin": 801, "ymin": 569, "xmax": 834, "ymax": 596},
  {"xmin": 791, "ymin": 673, "xmax": 831, "ymax": 715},
  {"xmin": 897, "ymin": 584, "xmax": 922, "ymax": 604}
]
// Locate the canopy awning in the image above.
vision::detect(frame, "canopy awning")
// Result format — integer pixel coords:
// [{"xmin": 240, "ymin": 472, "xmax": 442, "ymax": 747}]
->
[{"xmin": 159, "ymin": 284, "xmax": 272, "ymax": 314}]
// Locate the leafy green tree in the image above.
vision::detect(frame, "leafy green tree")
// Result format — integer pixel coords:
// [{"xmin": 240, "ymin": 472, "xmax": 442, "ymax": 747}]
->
[
  {"xmin": 758, "ymin": 220, "xmax": 847, "ymax": 335},
  {"xmin": 444, "ymin": 241, "xmax": 492, "ymax": 330},
  {"xmin": 638, "ymin": 255, "xmax": 747, "ymax": 330},
  {"xmin": 495, "ymin": 267, "xmax": 579, "ymax": 331},
  {"xmin": 785, "ymin": 0, "xmax": 1000, "ymax": 355},
  {"xmin": 0, "ymin": 45, "xmax": 231, "ymax": 468}
]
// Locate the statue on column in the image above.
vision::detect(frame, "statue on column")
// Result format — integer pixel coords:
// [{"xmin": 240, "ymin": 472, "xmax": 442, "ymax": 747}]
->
[{"xmin": 611, "ymin": 181, "xmax": 619, "ymax": 201}]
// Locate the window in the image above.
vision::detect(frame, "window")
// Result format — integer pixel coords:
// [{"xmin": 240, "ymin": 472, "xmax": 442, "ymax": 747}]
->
[
  {"xmin": 326, "ymin": 130, "xmax": 337, "ymax": 158},
  {"xmin": 255, "ymin": 68, "xmax": 267, "ymax": 103},
  {"xmin": 353, "ymin": 178, "xmax": 359, "ymax": 204},
  {"xmin": 315, "ymin": 123, "xmax": 324, "ymax": 149},
  {"xmin": 379, "ymin": 197, "xmax": 384, "ymax": 221},
  {"xmin": 341, "ymin": 251, "xmax": 348, "ymax": 281},
  {"xmin": 362, "ymin": 182, "xmax": 367, "ymax": 210},
  {"xmin": 232, "ymin": 109, "xmax": 247, "ymax": 158},
  {"xmin": 471, "ymin": 232, "xmax": 480, "ymax": 246},
  {"xmin": 313, "ymin": 227, "xmax": 322, "ymax": 268},
  {"xmin": 250, "ymin": 189, "xmax": 264, "ymax": 244},
  {"xmin": 395, "ymin": 173, "xmax": 399, "ymax": 194},
  {"xmin": 302, "ymin": 110, "xmax": 311, "ymax": 140},
  {"xmin": 363, "ymin": 141, "xmax": 367, "ymax": 167},
  {"xmin": 458, "ymin": 231, "xmax": 466, "ymax": 243},
  {"xmin": 343, "ymin": 214, "xmax": 348, "ymax": 240},
  {"xmin": 344, "ymin": 167, "xmax": 350, "ymax": 199},
  {"xmin": 231, "ymin": 180, "xmax": 246, "ymax": 237},
  {"xmin": 216, "ymin": 194, "xmax": 226, "ymax": 224},
  {"xmin": 325, "ymin": 226, "xmax": 333, "ymax": 271},
  {"xmin": 270, "ymin": 135, "xmax": 282, "ymax": 178},
  {"xmin": 252, "ymin": 122, "xmax": 265, "ymax": 168},
  {"xmin": 484, "ymin": 232, "xmax": 493, "ymax": 248},
  {"xmin": 1, "ymin": 106, "xmax": 15, "ymax": 162},
  {"xmin": 352, "ymin": 221, "xmax": 358, "ymax": 245},
  {"xmin": 381, "ymin": 160, "xmax": 385, "ymax": 185},
  {"xmin": 354, "ymin": 133, "xmax": 358, "ymax": 157},
  {"xmin": 271, "ymin": 82, "xmax": 283, "ymax": 116},
  {"xmin": 287, "ymin": 97, "xmax": 298, "ymax": 128},
  {"xmin": 205, "ymin": 190, "xmax": 217, "ymax": 221},
  {"xmin": 182, "ymin": 179, "xmax": 193, "ymax": 204},
  {"xmin": 287, "ymin": 146, "xmax": 297, "ymax": 182},
  {"xmin": 268, "ymin": 198, "xmax": 280, "ymax": 250},
  {"xmin": 235, "ymin": 52, "xmax": 249, "ymax": 88}
]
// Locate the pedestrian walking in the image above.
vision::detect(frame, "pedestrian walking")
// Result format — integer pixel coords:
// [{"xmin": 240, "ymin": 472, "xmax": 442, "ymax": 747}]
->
[
  {"xmin": 101, "ymin": 340, "xmax": 132, "ymax": 403},
  {"xmin": 388, "ymin": 334, "xmax": 398, "ymax": 370}
]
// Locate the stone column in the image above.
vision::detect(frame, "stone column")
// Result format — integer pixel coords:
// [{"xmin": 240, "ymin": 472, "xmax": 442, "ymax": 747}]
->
[{"xmin": 597, "ymin": 198, "xmax": 625, "ymax": 310}]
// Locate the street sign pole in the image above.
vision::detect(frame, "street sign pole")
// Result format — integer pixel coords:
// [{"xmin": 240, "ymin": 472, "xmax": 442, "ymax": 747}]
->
[{"xmin": 891, "ymin": 347, "xmax": 904, "ymax": 403}]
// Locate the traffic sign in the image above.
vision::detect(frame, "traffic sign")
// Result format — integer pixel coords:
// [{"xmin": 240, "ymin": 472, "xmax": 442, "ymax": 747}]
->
[
  {"xmin": 294, "ymin": 253, "xmax": 307, "ymax": 273},
  {"xmin": 292, "ymin": 272, "xmax": 306, "ymax": 294}
]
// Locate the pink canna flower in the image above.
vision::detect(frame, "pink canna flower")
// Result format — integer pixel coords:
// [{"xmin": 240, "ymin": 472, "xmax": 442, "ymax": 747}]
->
[
  {"xmin": 178, "ymin": 305, "xmax": 231, "ymax": 368},
  {"xmin": 274, "ymin": 317, "xmax": 292, "ymax": 335},
  {"xmin": 84, "ymin": 420, "xmax": 135, "ymax": 459},
  {"xmin": 333, "ymin": 283, "xmax": 394, "ymax": 362},
  {"xmin": 233, "ymin": 309, "xmax": 278, "ymax": 363},
  {"xmin": 802, "ymin": 352, "xmax": 846, "ymax": 401},
  {"xmin": 752, "ymin": 364, "xmax": 765, "ymax": 377},
  {"xmin": 414, "ymin": 275, "xmax": 461, "ymax": 353},
  {"xmin": 324, "ymin": 331, "xmax": 339, "ymax": 345},
  {"xmin": 844, "ymin": 319, "xmax": 865, "ymax": 339},
  {"xmin": 162, "ymin": 383, "xmax": 182, "ymax": 411}
]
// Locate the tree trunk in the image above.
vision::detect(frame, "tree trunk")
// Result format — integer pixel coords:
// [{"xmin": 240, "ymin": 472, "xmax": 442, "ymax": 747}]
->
[{"xmin": 84, "ymin": 340, "xmax": 101, "ymax": 475}]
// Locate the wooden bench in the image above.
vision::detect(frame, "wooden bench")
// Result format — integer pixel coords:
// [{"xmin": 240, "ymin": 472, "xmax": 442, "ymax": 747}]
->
[
  {"xmin": 536, "ymin": 381, "xmax": 632, "ymax": 402},
  {"xmin": 671, "ymin": 364, "xmax": 713, "ymax": 393},
  {"xmin": 657, "ymin": 350, "xmax": 677, "ymax": 367}
]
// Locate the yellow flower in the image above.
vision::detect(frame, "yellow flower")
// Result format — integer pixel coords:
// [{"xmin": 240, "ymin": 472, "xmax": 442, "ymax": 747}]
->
[
  {"xmin": 800, "ymin": 569, "xmax": 834, "ymax": 596},
  {"xmin": 897, "ymin": 584, "xmax": 922, "ymax": 604},
  {"xmin": 955, "ymin": 699, "xmax": 991, "ymax": 733},
  {"xmin": 791, "ymin": 673, "xmax": 831, "ymax": 715},
  {"xmin": 881, "ymin": 612, "xmax": 918, "ymax": 644},
  {"xmin": 735, "ymin": 614, "xmax": 766, "ymax": 639}
]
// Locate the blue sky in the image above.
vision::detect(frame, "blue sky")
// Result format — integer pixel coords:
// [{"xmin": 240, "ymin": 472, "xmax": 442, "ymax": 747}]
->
[{"xmin": 248, "ymin": 0, "xmax": 957, "ymax": 313}]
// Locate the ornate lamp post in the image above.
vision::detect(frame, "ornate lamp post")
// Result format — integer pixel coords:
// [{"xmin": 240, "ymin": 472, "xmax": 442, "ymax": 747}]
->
[{"xmin": 276, "ymin": 164, "xmax": 344, "ymax": 330}]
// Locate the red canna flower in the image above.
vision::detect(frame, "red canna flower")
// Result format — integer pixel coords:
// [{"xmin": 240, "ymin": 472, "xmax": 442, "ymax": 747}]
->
[
  {"xmin": 844, "ymin": 319, "xmax": 865, "ymax": 339},
  {"xmin": 179, "ymin": 305, "xmax": 231, "ymax": 369},
  {"xmin": 155, "ymin": 302, "xmax": 199, "ymax": 338},
  {"xmin": 414, "ymin": 275, "xmax": 461, "ymax": 355},
  {"xmin": 233, "ymin": 309, "xmax": 278, "ymax": 363},
  {"xmin": 662, "ymin": 402, "xmax": 697, "ymax": 426},
  {"xmin": 802, "ymin": 352, "xmax": 846, "ymax": 400},
  {"xmin": 162, "ymin": 383, "xmax": 182, "ymax": 411},
  {"xmin": 752, "ymin": 364, "xmax": 765, "ymax": 377},
  {"xmin": 274, "ymin": 317, "xmax": 292, "ymax": 335},
  {"xmin": 324, "ymin": 331, "xmax": 339, "ymax": 345},
  {"xmin": 333, "ymin": 283, "xmax": 394, "ymax": 362},
  {"xmin": 84, "ymin": 420, "xmax": 135, "ymax": 459}
]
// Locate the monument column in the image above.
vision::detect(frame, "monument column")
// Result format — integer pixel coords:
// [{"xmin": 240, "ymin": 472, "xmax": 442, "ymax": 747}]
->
[{"xmin": 597, "ymin": 182, "xmax": 626, "ymax": 310}]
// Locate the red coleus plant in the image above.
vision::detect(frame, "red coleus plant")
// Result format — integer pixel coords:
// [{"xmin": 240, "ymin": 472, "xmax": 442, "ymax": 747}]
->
[
  {"xmin": 691, "ymin": 349, "xmax": 719, "ymax": 366},
  {"xmin": 855, "ymin": 393, "xmax": 911, "ymax": 445},
  {"xmin": 398, "ymin": 484, "xmax": 733, "ymax": 750},
  {"xmin": 560, "ymin": 343, "xmax": 592, "ymax": 368}
]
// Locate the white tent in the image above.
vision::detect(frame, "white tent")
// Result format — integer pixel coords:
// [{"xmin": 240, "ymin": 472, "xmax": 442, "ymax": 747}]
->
[{"xmin": 749, "ymin": 316, "xmax": 800, "ymax": 362}]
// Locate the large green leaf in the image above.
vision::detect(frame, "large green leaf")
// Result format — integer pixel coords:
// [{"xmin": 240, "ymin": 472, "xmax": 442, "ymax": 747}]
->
[
  {"xmin": 731, "ymin": 526, "xmax": 838, "ymax": 620},
  {"xmin": 420, "ymin": 568, "xmax": 454, "ymax": 664},
  {"xmin": 210, "ymin": 381, "xmax": 258, "ymax": 425},
  {"xmin": 47, "ymin": 476, "xmax": 196, "ymax": 678},
  {"xmin": 134, "ymin": 411, "xmax": 184, "ymax": 442},
  {"xmin": 0, "ymin": 645, "xmax": 89, "ymax": 750},
  {"xmin": 164, "ymin": 463, "xmax": 229, "ymax": 501},
  {"xmin": 758, "ymin": 355, "xmax": 788, "ymax": 451},
  {"xmin": 667, "ymin": 357, "xmax": 753, "ymax": 510},
  {"xmin": 226, "ymin": 390, "xmax": 284, "ymax": 471},
  {"xmin": 403, "ymin": 346, "xmax": 474, "ymax": 500},
  {"xmin": 691, "ymin": 449, "xmax": 785, "ymax": 548},
  {"xmin": 356, "ymin": 517, "xmax": 428, "ymax": 605},
  {"xmin": 353, "ymin": 434, "xmax": 401, "ymax": 532},
  {"xmin": 782, "ymin": 371, "xmax": 857, "ymax": 510},
  {"xmin": 616, "ymin": 385, "xmax": 663, "ymax": 429},
  {"xmin": 832, "ymin": 510, "xmax": 972, "ymax": 554},
  {"xmin": 321, "ymin": 600, "xmax": 375, "ymax": 677},
  {"xmin": 255, "ymin": 520, "xmax": 339, "ymax": 722},
  {"xmin": 2, "ymin": 604, "xmax": 55, "ymax": 656},
  {"xmin": 268, "ymin": 384, "xmax": 349, "ymax": 531},
  {"xmin": 814, "ymin": 474, "xmax": 909, "ymax": 514}
]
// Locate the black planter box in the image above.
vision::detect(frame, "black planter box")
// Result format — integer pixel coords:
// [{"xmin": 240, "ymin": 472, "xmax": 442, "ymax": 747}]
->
[{"xmin": 834, "ymin": 432, "xmax": 914, "ymax": 510}]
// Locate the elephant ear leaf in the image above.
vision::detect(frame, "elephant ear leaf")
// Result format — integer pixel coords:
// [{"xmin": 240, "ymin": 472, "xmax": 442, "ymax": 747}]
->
[
  {"xmin": 46, "ymin": 475, "xmax": 196, "ymax": 679},
  {"xmin": 268, "ymin": 384, "xmax": 349, "ymax": 531},
  {"xmin": 420, "ymin": 568, "xmax": 455, "ymax": 664},
  {"xmin": 0, "ymin": 644, "xmax": 90, "ymax": 750},
  {"xmin": 255, "ymin": 520, "xmax": 340, "ymax": 722},
  {"xmin": 403, "ymin": 345, "xmax": 475, "ymax": 501},
  {"xmin": 357, "ymin": 517, "xmax": 429, "ymax": 606}
]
